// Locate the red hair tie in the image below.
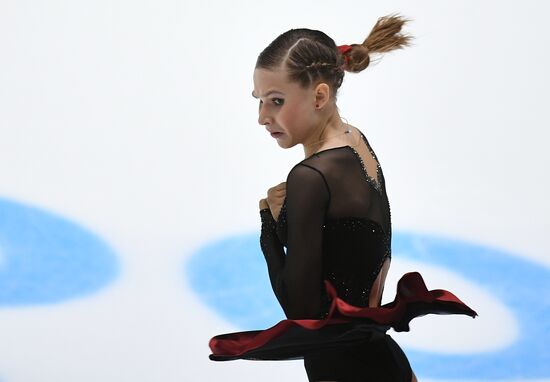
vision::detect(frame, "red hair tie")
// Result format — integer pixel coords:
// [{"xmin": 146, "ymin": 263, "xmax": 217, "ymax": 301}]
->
[{"xmin": 337, "ymin": 44, "xmax": 352, "ymax": 64}]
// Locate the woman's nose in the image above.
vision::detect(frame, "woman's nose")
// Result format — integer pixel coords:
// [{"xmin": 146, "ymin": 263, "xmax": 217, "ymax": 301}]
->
[{"xmin": 258, "ymin": 106, "xmax": 272, "ymax": 125}]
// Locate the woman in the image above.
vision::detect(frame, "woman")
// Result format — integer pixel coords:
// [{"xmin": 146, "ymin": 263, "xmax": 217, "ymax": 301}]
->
[{"xmin": 209, "ymin": 14, "xmax": 477, "ymax": 381}]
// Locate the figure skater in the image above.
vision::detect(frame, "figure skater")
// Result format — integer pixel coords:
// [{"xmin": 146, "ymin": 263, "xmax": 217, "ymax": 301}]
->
[{"xmin": 209, "ymin": 13, "xmax": 477, "ymax": 382}]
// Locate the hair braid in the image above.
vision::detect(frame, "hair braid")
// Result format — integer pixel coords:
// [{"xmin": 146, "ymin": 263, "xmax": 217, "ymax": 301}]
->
[{"xmin": 255, "ymin": 13, "xmax": 413, "ymax": 93}]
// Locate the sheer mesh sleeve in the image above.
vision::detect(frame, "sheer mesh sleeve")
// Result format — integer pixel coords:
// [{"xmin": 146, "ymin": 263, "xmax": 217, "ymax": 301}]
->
[
  {"xmin": 259, "ymin": 207, "xmax": 286, "ymax": 309},
  {"xmin": 259, "ymin": 163, "xmax": 330, "ymax": 319}
]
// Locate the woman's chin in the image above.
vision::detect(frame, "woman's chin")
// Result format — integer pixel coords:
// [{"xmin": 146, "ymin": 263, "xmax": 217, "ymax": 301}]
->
[
  {"xmin": 277, "ymin": 141, "xmax": 295, "ymax": 150},
  {"xmin": 275, "ymin": 137, "xmax": 289, "ymax": 148}
]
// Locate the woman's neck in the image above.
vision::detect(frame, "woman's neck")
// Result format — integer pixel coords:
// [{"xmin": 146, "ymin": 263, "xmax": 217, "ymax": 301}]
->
[{"xmin": 302, "ymin": 109, "xmax": 353, "ymax": 158}]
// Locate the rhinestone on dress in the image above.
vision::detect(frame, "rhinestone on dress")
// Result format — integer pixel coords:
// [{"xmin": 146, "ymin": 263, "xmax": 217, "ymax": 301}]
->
[{"xmin": 350, "ymin": 146, "xmax": 382, "ymax": 194}]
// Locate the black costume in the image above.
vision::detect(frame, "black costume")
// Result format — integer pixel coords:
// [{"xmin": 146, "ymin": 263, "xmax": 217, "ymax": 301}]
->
[{"xmin": 209, "ymin": 130, "xmax": 477, "ymax": 381}]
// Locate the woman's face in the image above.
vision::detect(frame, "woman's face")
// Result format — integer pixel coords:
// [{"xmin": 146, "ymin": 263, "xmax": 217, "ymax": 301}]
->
[{"xmin": 252, "ymin": 67, "xmax": 318, "ymax": 148}]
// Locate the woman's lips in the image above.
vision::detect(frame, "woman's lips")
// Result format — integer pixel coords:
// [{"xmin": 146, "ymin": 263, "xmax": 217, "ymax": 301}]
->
[{"xmin": 270, "ymin": 132, "xmax": 283, "ymax": 138}]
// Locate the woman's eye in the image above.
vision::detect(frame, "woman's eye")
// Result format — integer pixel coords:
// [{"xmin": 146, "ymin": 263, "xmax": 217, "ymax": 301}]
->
[{"xmin": 258, "ymin": 98, "xmax": 283, "ymax": 109}]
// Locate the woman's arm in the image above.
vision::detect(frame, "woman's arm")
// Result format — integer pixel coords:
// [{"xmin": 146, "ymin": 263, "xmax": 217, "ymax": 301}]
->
[
  {"xmin": 259, "ymin": 163, "xmax": 330, "ymax": 319},
  {"xmin": 259, "ymin": 206, "xmax": 287, "ymax": 309}
]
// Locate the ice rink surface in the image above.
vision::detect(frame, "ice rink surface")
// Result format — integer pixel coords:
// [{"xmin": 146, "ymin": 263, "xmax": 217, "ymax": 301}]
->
[{"xmin": 0, "ymin": 1, "xmax": 549, "ymax": 381}]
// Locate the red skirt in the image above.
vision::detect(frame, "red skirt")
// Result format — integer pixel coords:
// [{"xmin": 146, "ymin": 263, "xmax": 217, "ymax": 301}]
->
[{"xmin": 209, "ymin": 271, "xmax": 477, "ymax": 361}]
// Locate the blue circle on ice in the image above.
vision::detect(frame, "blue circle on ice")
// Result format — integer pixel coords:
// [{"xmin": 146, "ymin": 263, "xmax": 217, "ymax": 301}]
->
[
  {"xmin": 392, "ymin": 232, "xmax": 549, "ymax": 379},
  {"xmin": 187, "ymin": 229, "xmax": 549, "ymax": 379},
  {"xmin": 187, "ymin": 233, "xmax": 282, "ymax": 329},
  {"xmin": 0, "ymin": 197, "xmax": 120, "ymax": 306}
]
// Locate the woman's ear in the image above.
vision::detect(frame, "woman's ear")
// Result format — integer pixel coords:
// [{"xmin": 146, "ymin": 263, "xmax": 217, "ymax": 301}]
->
[{"xmin": 314, "ymin": 82, "xmax": 331, "ymax": 110}]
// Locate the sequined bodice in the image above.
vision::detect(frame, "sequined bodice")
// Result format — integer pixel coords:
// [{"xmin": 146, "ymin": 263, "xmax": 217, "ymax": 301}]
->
[{"xmin": 276, "ymin": 201, "xmax": 391, "ymax": 311}]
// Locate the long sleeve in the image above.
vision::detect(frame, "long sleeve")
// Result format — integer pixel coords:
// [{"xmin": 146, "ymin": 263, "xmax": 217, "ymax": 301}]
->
[
  {"xmin": 259, "ymin": 163, "xmax": 330, "ymax": 319},
  {"xmin": 259, "ymin": 207, "xmax": 286, "ymax": 309}
]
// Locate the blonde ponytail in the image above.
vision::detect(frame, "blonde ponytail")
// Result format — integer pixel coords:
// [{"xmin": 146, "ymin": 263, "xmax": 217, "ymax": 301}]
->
[{"xmin": 344, "ymin": 13, "xmax": 413, "ymax": 73}]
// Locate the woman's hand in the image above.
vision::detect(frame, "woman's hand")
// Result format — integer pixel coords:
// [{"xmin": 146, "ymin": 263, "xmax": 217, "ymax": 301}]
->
[
  {"xmin": 259, "ymin": 198, "xmax": 269, "ymax": 210},
  {"xmin": 259, "ymin": 181, "xmax": 286, "ymax": 222}
]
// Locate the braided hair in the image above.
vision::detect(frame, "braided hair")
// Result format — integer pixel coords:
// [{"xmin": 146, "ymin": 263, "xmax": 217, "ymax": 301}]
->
[{"xmin": 256, "ymin": 13, "xmax": 413, "ymax": 95}]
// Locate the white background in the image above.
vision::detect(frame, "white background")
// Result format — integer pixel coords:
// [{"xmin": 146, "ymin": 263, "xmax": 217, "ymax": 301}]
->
[{"xmin": 0, "ymin": 1, "xmax": 549, "ymax": 381}]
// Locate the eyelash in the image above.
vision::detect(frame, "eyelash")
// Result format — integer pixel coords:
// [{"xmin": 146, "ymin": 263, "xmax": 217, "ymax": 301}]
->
[{"xmin": 259, "ymin": 98, "xmax": 284, "ymax": 107}]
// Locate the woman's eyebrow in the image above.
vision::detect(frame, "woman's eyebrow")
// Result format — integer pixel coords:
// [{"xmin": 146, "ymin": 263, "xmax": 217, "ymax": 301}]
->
[{"xmin": 252, "ymin": 90, "xmax": 284, "ymax": 99}]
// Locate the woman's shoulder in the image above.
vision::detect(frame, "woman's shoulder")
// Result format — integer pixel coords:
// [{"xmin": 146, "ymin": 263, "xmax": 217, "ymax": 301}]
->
[
  {"xmin": 288, "ymin": 126, "xmax": 369, "ymax": 178},
  {"xmin": 294, "ymin": 144, "xmax": 355, "ymax": 176}
]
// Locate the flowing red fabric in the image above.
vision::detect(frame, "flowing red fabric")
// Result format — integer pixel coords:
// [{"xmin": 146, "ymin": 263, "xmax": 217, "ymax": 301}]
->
[{"xmin": 209, "ymin": 272, "xmax": 477, "ymax": 361}]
